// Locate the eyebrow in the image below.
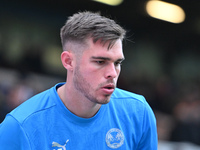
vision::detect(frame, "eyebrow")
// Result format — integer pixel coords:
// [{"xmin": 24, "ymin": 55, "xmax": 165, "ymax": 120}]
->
[{"xmin": 91, "ymin": 56, "xmax": 125, "ymax": 62}]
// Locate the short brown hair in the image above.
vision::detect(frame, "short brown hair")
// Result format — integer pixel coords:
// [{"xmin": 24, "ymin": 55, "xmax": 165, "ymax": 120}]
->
[{"xmin": 60, "ymin": 11, "xmax": 126, "ymax": 50}]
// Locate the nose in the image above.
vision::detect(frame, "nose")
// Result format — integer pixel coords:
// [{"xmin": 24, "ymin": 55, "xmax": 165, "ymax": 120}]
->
[{"xmin": 105, "ymin": 63, "xmax": 119, "ymax": 79}]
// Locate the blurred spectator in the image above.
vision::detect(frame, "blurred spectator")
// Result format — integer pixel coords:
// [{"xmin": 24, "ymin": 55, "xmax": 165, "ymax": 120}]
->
[
  {"xmin": 154, "ymin": 75, "xmax": 176, "ymax": 114},
  {"xmin": 156, "ymin": 111, "xmax": 175, "ymax": 141},
  {"xmin": 170, "ymin": 81, "xmax": 200, "ymax": 145},
  {"xmin": 0, "ymin": 68, "xmax": 63, "ymax": 123},
  {"xmin": 5, "ymin": 82, "xmax": 34, "ymax": 111},
  {"xmin": 0, "ymin": 86, "xmax": 7, "ymax": 122},
  {"xmin": 0, "ymin": 72, "xmax": 35, "ymax": 122}
]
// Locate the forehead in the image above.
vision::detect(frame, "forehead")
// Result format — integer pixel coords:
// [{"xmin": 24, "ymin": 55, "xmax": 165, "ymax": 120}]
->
[{"xmin": 83, "ymin": 38, "xmax": 124, "ymax": 59}]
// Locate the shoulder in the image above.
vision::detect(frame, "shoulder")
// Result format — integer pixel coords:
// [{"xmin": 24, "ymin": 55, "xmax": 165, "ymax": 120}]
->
[
  {"xmin": 110, "ymin": 88, "xmax": 155, "ymax": 119},
  {"xmin": 8, "ymin": 85, "xmax": 58, "ymax": 124},
  {"xmin": 111, "ymin": 88, "xmax": 157, "ymax": 133},
  {"xmin": 112, "ymin": 88, "xmax": 146, "ymax": 104}
]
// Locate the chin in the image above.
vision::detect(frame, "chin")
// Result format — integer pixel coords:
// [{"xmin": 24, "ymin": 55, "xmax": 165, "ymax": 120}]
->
[{"xmin": 98, "ymin": 96, "xmax": 111, "ymax": 104}]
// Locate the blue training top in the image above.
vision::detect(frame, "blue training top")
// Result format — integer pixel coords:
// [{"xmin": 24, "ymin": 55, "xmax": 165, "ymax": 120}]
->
[{"xmin": 0, "ymin": 83, "xmax": 157, "ymax": 149}]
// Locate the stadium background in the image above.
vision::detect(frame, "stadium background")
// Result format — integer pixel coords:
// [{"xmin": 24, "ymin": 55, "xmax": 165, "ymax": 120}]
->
[{"xmin": 0, "ymin": 0, "xmax": 200, "ymax": 149}]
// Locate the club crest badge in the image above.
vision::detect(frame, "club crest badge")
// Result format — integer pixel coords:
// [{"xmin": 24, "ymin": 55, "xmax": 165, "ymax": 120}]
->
[{"xmin": 106, "ymin": 128, "xmax": 124, "ymax": 149}]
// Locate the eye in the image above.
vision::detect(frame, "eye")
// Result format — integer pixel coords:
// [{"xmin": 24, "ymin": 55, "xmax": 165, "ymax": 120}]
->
[
  {"xmin": 115, "ymin": 61, "xmax": 123, "ymax": 66},
  {"xmin": 96, "ymin": 61, "xmax": 105, "ymax": 65}
]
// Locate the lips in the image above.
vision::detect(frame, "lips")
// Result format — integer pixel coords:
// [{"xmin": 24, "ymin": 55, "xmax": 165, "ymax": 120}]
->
[
  {"xmin": 102, "ymin": 84, "xmax": 115, "ymax": 95},
  {"xmin": 103, "ymin": 84, "xmax": 115, "ymax": 89}
]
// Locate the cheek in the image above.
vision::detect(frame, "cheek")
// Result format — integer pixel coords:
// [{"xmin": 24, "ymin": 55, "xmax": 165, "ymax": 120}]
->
[{"xmin": 80, "ymin": 66, "xmax": 99, "ymax": 80}]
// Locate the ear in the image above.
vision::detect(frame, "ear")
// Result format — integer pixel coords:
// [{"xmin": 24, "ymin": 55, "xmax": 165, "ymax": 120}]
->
[{"xmin": 61, "ymin": 51, "xmax": 74, "ymax": 71}]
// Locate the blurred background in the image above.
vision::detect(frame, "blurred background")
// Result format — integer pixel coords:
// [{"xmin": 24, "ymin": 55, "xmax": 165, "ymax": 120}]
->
[{"xmin": 0, "ymin": 0, "xmax": 200, "ymax": 149}]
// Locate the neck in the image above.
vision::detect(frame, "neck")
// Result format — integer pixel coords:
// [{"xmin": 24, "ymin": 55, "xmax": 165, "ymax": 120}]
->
[{"xmin": 57, "ymin": 83, "xmax": 101, "ymax": 118}]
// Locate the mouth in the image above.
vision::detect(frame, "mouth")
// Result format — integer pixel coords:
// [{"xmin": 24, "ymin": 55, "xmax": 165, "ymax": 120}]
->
[
  {"xmin": 101, "ymin": 84, "xmax": 115, "ymax": 95},
  {"xmin": 103, "ymin": 84, "xmax": 115, "ymax": 89}
]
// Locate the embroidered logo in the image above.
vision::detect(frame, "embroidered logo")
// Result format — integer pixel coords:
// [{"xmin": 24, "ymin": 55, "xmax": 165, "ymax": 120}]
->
[
  {"xmin": 52, "ymin": 140, "xmax": 69, "ymax": 150},
  {"xmin": 106, "ymin": 128, "xmax": 124, "ymax": 149}
]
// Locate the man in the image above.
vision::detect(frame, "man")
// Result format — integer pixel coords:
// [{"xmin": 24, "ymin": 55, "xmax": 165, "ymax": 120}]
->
[{"xmin": 0, "ymin": 11, "xmax": 157, "ymax": 149}]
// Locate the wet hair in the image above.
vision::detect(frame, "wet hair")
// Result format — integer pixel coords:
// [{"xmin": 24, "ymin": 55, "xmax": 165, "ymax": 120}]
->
[{"xmin": 60, "ymin": 11, "xmax": 126, "ymax": 51}]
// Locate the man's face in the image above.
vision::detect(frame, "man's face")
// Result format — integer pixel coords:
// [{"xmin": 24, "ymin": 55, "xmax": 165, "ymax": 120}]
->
[{"xmin": 73, "ymin": 38, "xmax": 124, "ymax": 104}]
